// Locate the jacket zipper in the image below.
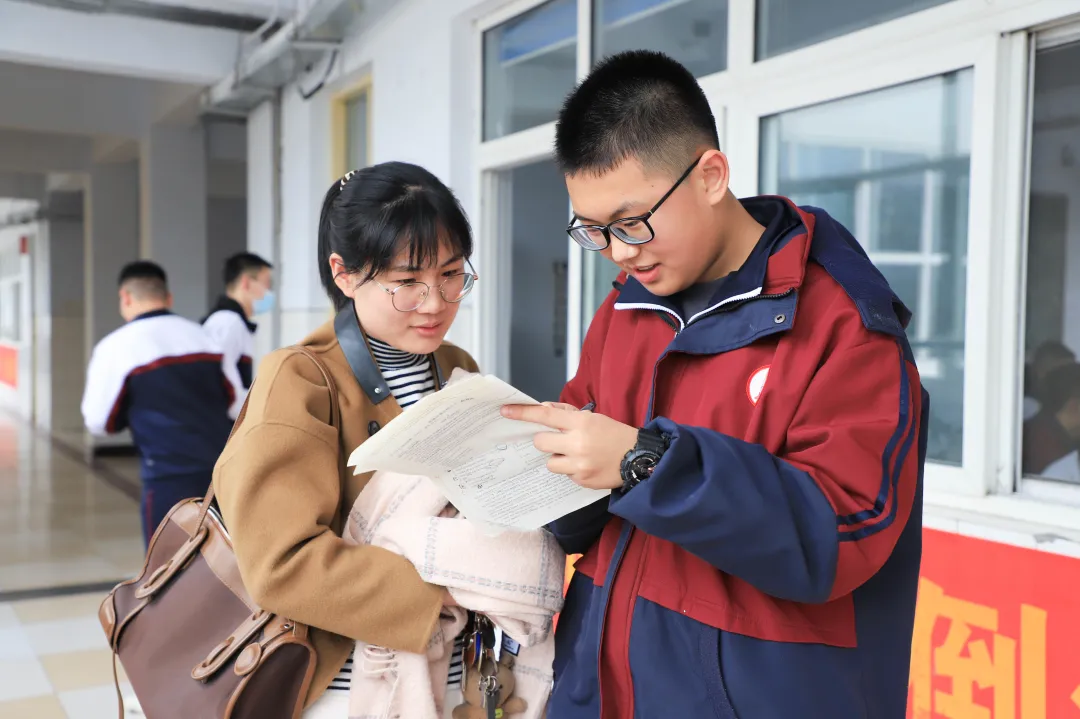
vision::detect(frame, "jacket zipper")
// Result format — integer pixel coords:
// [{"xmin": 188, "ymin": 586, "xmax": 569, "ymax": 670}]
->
[
  {"xmin": 656, "ymin": 287, "xmax": 796, "ymax": 337},
  {"xmin": 597, "ymin": 286, "xmax": 796, "ymax": 712}
]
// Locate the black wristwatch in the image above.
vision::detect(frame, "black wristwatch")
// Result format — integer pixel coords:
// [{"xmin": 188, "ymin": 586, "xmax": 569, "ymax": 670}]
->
[{"xmin": 619, "ymin": 428, "xmax": 669, "ymax": 493}]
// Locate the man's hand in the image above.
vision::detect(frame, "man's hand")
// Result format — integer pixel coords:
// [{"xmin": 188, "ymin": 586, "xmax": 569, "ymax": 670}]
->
[{"xmin": 501, "ymin": 403, "xmax": 637, "ymax": 491}]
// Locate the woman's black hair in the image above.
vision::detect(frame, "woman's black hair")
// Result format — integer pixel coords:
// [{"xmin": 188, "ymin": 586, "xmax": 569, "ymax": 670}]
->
[{"xmin": 317, "ymin": 161, "xmax": 474, "ymax": 310}]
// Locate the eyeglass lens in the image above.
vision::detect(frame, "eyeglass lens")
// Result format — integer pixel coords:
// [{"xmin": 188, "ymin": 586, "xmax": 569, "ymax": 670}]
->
[{"xmin": 391, "ymin": 273, "xmax": 475, "ymax": 311}]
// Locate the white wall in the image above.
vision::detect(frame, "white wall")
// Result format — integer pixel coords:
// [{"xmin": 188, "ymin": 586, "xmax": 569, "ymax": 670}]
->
[
  {"xmin": 43, "ymin": 212, "xmax": 87, "ymax": 447},
  {"xmin": 279, "ymin": 87, "xmax": 332, "ymax": 345},
  {"xmin": 140, "ymin": 122, "xmax": 209, "ymax": 321},
  {"xmin": 269, "ymin": 0, "xmax": 502, "ymax": 357},
  {"xmin": 206, "ymin": 196, "xmax": 248, "ymax": 307}
]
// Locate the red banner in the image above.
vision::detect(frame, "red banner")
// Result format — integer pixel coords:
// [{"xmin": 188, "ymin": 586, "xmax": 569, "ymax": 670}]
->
[
  {"xmin": 0, "ymin": 345, "xmax": 16, "ymax": 388},
  {"xmin": 561, "ymin": 528, "xmax": 1080, "ymax": 717},
  {"xmin": 909, "ymin": 528, "xmax": 1080, "ymax": 719}
]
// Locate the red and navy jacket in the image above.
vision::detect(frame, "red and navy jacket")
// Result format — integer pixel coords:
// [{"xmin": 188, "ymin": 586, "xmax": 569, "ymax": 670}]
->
[
  {"xmin": 550, "ymin": 197, "xmax": 927, "ymax": 719},
  {"xmin": 81, "ymin": 309, "xmax": 235, "ymax": 481}
]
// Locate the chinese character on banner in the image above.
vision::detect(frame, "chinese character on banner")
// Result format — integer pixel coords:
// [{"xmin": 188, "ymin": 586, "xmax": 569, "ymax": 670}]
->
[
  {"xmin": 907, "ymin": 530, "xmax": 1080, "ymax": 719},
  {"xmin": 909, "ymin": 578, "xmax": 1044, "ymax": 719}
]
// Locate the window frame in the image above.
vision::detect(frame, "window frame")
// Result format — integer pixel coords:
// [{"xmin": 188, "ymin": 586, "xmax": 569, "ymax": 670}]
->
[
  {"xmin": 472, "ymin": 0, "xmax": 1080, "ymax": 507},
  {"xmin": 473, "ymin": 0, "xmax": 590, "ymax": 379},
  {"xmin": 1003, "ymin": 22, "xmax": 1080, "ymax": 507},
  {"xmin": 330, "ymin": 76, "xmax": 373, "ymax": 180}
]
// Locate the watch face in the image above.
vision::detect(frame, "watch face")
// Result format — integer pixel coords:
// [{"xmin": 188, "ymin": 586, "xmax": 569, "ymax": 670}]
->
[{"xmin": 628, "ymin": 452, "xmax": 660, "ymax": 480}]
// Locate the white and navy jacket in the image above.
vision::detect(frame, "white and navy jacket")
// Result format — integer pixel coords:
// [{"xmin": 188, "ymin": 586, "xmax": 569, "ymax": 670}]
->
[
  {"xmin": 202, "ymin": 296, "xmax": 256, "ymax": 418},
  {"xmin": 81, "ymin": 310, "xmax": 235, "ymax": 481}
]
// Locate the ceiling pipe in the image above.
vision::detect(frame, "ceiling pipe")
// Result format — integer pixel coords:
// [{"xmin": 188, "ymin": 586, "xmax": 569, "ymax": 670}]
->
[
  {"xmin": 5, "ymin": 0, "xmax": 276, "ymax": 33},
  {"xmin": 199, "ymin": 0, "xmax": 357, "ymax": 116}
]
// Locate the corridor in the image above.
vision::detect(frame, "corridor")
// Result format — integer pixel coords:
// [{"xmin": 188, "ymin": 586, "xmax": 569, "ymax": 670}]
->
[{"xmin": 0, "ymin": 415, "xmax": 142, "ymax": 717}]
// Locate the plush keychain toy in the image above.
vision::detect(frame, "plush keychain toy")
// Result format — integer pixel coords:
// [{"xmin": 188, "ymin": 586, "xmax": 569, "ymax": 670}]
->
[{"xmin": 452, "ymin": 650, "xmax": 528, "ymax": 719}]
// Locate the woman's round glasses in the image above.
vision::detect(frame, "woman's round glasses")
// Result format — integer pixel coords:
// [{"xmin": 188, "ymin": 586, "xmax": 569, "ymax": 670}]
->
[
  {"xmin": 374, "ymin": 271, "xmax": 478, "ymax": 312},
  {"xmin": 566, "ymin": 155, "xmax": 702, "ymax": 251}
]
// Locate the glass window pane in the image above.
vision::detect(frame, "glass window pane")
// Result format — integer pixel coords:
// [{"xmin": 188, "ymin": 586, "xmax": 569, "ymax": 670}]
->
[
  {"xmin": 345, "ymin": 91, "xmax": 369, "ymax": 170},
  {"xmin": 760, "ymin": 69, "xmax": 974, "ymax": 465},
  {"xmin": 483, "ymin": 0, "xmax": 578, "ymax": 141},
  {"xmin": 756, "ymin": 0, "xmax": 952, "ymax": 60},
  {"xmin": 1021, "ymin": 40, "xmax": 1080, "ymax": 485},
  {"xmin": 507, "ymin": 159, "xmax": 571, "ymax": 401},
  {"xmin": 593, "ymin": 0, "xmax": 728, "ymax": 77}
]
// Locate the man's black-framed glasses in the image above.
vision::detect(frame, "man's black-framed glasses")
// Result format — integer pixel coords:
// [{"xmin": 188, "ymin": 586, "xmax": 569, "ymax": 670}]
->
[
  {"xmin": 566, "ymin": 155, "xmax": 703, "ymax": 251},
  {"xmin": 373, "ymin": 261, "xmax": 479, "ymax": 312}
]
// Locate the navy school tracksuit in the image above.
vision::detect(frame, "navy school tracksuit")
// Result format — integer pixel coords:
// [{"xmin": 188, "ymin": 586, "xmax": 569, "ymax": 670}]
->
[{"xmin": 81, "ymin": 309, "xmax": 235, "ymax": 546}]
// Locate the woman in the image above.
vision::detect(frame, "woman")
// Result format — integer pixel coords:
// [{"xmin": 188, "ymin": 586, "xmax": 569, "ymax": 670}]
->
[{"xmin": 212, "ymin": 162, "xmax": 480, "ymax": 717}]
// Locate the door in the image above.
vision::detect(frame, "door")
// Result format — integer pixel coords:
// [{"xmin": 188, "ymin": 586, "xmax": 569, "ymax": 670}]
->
[{"xmin": 499, "ymin": 158, "xmax": 573, "ymax": 403}]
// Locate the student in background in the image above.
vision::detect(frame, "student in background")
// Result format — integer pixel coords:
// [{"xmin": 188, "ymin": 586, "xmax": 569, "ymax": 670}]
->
[
  {"xmin": 1022, "ymin": 340, "xmax": 1075, "ymax": 420},
  {"xmin": 81, "ymin": 261, "xmax": 234, "ymax": 547},
  {"xmin": 1023, "ymin": 361, "xmax": 1080, "ymax": 480},
  {"xmin": 203, "ymin": 252, "xmax": 274, "ymax": 418}
]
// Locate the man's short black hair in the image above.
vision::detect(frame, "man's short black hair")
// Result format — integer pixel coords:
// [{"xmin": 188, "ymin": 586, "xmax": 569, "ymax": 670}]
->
[
  {"xmin": 555, "ymin": 50, "xmax": 720, "ymax": 178},
  {"xmin": 118, "ymin": 261, "xmax": 168, "ymax": 300},
  {"xmin": 224, "ymin": 252, "xmax": 272, "ymax": 289},
  {"xmin": 1034, "ymin": 339, "xmax": 1074, "ymax": 367}
]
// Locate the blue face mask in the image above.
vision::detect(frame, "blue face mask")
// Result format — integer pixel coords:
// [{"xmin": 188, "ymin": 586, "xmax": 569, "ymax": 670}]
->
[{"xmin": 252, "ymin": 289, "xmax": 275, "ymax": 315}]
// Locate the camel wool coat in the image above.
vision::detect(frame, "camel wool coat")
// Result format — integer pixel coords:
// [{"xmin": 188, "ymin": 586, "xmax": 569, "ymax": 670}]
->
[{"xmin": 212, "ymin": 314, "xmax": 479, "ymax": 706}]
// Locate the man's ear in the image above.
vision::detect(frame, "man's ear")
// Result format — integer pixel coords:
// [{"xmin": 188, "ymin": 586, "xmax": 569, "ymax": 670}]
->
[
  {"xmin": 698, "ymin": 149, "xmax": 731, "ymax": 206},
  {"xmin": 165, "ymin": 292, "xmax": 174, "ymax": 309}
]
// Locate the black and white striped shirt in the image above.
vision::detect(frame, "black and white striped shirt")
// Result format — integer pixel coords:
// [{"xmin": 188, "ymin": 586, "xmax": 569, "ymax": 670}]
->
[{"xmin": 328, "ymin": 336, "xmax": 466, "ymax": 692}]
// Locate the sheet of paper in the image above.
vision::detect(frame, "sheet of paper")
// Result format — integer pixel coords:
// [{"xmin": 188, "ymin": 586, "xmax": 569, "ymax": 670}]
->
[{"xmin": 346, "ymin": 373, "xmax": 610, "ymax": 531}]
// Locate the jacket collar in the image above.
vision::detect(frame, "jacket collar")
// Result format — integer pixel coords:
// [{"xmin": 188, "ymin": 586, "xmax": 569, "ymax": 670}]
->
[
  {"xmin": 613, "ymin": 197, "xmax": 805, "ymax": 330},
  {"xmin": 332, "ymin": 306, "xmax": 447, "ymax": 406},
  {"xmin": 205, "ymin": 295, "xmax": 257, "ymax": 333},
  {"xmin": 611, "ymin": 195, "xmax": 912, "ymax": 338},
  {"xmin": 132, "ymin": 308, "xmax": 172, "ymax": 322}
]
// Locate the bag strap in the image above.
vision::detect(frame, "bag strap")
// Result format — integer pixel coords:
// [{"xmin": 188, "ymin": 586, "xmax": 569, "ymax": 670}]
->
[{"xmin": 194, "ymin": 345, "xmax": 342, "ymax": 533}]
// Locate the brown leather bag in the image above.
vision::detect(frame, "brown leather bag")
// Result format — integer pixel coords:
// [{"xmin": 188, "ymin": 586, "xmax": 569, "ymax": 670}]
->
[{"xmin": 99, "ymin": 346, "xmax": 342, "ymax": 719}]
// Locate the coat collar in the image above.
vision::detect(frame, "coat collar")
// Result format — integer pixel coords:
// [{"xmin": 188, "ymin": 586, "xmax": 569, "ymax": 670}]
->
[
  {"xmin": 613, "ymin": 197, "xmax": 806, "ymax": 330},
  {"xmin": 132, "ymin": 308, "xmax": 173, "ymax": 322},
  {"xmin": 332, "ymin": 306, "xmax": 447, "ymax": 406},
  {"xmin": 610, "ymin": 195, "xmax": 912, "ymax": 339},
  {"xmin": 204, "ymin": 295, "xmax": 257, "ymax": 333}
]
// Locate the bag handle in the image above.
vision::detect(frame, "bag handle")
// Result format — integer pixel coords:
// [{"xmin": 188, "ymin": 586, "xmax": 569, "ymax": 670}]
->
[{"xmin": 195, "ymin": 345, "xmax": 343, "ymax": 533}]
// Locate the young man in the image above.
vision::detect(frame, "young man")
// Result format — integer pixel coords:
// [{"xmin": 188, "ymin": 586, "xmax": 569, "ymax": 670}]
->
[
  {"xmin": 503, "ymin": 51, "xmax": 928, "ymax": 718},
  {"xmin": 82, "ymin": 261, "xmax": 235, "ymax": 546},
  {"xmin": 203, "ymin": 252, "xmax": 273, "ymax": 417}
]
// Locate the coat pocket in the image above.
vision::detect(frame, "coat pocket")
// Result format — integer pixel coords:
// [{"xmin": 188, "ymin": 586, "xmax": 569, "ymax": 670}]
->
[{"xmin": 697, "ymin": 624, "xmax": 741, "ymax": 719}]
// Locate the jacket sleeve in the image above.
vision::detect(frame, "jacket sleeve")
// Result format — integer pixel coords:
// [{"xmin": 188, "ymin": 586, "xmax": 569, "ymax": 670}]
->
[
  {"xmin": 212, "ymin": 350, "xmax": 443, "ymax": 654},
  {"xmin": 81, "ymin": 340, "xmax": 128, "ymax": 435},
  {"xmin": 608, "ymin": 332, "xmax": 924, "ymax": 604},
  {"xmin": 203, "ymin": 314, "xmax": 248, "ymax": 420},
  {"xmin": 547, "ymin": 295, "xmax": 616, "ymax": 556}
]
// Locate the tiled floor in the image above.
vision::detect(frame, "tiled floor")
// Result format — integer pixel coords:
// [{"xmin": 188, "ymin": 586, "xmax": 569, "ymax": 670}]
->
[
  {"xmin": 0, "ymin": 418, "xmax": 144, "ymax": 594},
  {"xmin": 0, "ymin": 592, "xmax": 136, "ymax": 718},
  {"xmin": 0, "ymin": 416, "xmax": 145, "ymax": 717}
]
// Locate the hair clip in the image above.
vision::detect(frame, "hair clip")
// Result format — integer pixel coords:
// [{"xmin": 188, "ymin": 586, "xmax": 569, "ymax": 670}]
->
[{"xmin": 340, "ymin": 170, "xmax": 357, "ymax": 189}]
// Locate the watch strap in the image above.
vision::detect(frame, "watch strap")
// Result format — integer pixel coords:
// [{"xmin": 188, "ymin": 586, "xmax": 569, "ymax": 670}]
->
[{"xmin": 636, "ymin": 428, "xmax": 668, "ymax": 456}]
